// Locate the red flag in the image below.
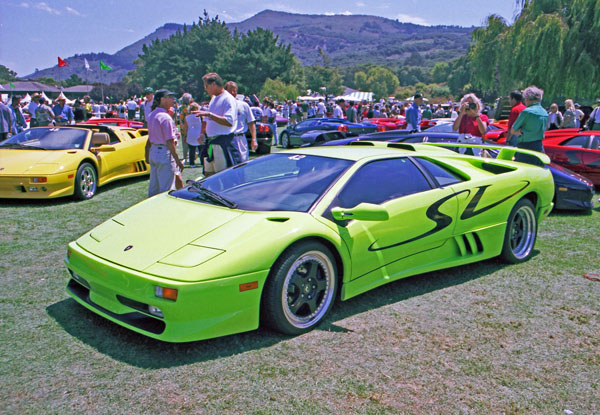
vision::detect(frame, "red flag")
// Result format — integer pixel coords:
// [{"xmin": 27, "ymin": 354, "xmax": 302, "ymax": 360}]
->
[{"xmin": 58, "ymin": 57, "xmax": 68, "ymax": 67}]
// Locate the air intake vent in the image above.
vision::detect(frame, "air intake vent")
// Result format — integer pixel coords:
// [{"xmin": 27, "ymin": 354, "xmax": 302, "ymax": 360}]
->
[
  {"xmin": 266, "ymin": 217, "xmax": 289, "ymax": 223},
  {"xmin": 457, "ymin": 232, "xmax": 484, "ymax": 256}
]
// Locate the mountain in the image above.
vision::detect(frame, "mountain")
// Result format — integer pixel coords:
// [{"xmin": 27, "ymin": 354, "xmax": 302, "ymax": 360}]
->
[{"xmin": 25, "ymin": 10, "xmax": 473, "ymax": 83}]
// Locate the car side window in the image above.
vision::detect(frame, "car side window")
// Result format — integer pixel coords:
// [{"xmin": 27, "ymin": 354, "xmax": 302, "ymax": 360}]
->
[
  {"xmin": 335, "ymin": 158, "xmax": 432, "ymax": 208},
  {"xmin": 414, "ymin": 157, "xmax": 464, "ymax": 186},
  {"xmin": 562, "ymin": 135, "xmax": 589, "ymax": 148},
  {"xmin": 591, "ymin": 136, "xmax": 599, "ymax": 150}
]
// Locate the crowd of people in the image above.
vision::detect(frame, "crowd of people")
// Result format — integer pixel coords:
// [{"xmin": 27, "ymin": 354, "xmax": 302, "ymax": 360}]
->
[{"xmin": 2, "ymin": 77, "xmax": 600, "ymax": 197}]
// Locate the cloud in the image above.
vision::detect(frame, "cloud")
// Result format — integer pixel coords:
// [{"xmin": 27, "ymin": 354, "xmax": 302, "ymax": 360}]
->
[
  {"xmin": 66, "ymin": 6, "xmax": 84, "ymax": 17},
  {"xmin": 355, "ymin": 2, "xmax": 365, "ymax": 6},
  {"xmin": 19, "ymin": 2, "xmax": 29, "ymax": 7},
  {"xmin": 396, "ymin": 13, "xmax": 430, "ymax": 26},
  {"xmin": 341, "ymin": 11, "xmax": 353, "ymax": 15},
  {"xmin": 35, "ymin": 2, "xmax": 61, "ymax": 15}
]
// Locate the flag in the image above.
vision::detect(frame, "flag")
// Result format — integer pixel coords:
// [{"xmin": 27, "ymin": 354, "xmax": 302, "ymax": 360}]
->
[
  {"xmin": 99, "ymin": 60, "xmax": 113, "ymax": 71},
  {"xmin": 84, "ymin": 58, "xmax": 91, "ymax": 71},
  {"xmin": 10, "ymin": 83, "xmax": 16, "ymax": 89},
  {"xmin": 58, "ymin": 57, "xmax": 68, "ymax": 67}
]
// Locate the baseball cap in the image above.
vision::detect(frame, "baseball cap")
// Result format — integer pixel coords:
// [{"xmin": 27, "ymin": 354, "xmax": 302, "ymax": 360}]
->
[
  {"xmin": 144, "ymin": 87, "xmax": 154, "ymax": 94},
  {"xmin": 154, "ymin": 89, "xmax": 176, "ymax": 100},
  {"xmin": 414, "ymin": 93, "xmax": 423, "ymax": 99}
]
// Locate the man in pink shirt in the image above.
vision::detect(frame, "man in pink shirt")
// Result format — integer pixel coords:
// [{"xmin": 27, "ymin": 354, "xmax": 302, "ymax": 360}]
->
[{"xmin": 144, "ymin": 89, "xmax": 184, "ymax": 197}]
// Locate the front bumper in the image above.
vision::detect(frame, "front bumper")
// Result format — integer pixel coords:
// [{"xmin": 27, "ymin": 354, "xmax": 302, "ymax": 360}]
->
[
  {"xmin": 65, "ymin": 241, "xmax": 269, "ymax": 342},
  {"xmin": 0, "ymin": 171, "xmax": 76, "ymax": 199},
  {"xmin": 554, "ymin": 185, "xmax": 595, "ymax": 210}
]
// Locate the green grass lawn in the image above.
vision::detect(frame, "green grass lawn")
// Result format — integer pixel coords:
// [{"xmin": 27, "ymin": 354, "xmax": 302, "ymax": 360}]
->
[{"xmin": 1, "ymin": 156, "xmax": 599, "ymax": 414}]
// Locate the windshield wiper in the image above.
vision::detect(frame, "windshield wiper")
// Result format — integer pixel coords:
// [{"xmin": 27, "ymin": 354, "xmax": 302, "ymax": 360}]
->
[
  {"xmin": 0, "ymin": 143, "xmax": 46, "ymax": 150},
  {"xmin": 187, "ymin": 180, "xmax": 238, "ymax": 209}
]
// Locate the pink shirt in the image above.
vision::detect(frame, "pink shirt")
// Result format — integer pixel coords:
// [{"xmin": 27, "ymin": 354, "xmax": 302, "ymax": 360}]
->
[{"xmin": 147, "ymin": 107, "xmax": 175, "ymax": 145}]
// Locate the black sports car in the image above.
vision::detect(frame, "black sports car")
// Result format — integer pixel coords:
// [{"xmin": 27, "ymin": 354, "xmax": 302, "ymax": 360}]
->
[{"xmin": 279, "ymin": 118, "xmax": 380, "ymax": 148}]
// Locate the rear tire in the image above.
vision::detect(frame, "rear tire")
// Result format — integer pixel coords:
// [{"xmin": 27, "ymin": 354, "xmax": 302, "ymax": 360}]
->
[
  {"xmin": 74, "ymin": 162, "xmax": 97, "ymax": 200},
  {"xmin": 500, "ymin": 198, "xmax": 537, "ymax": 263},
  {"xmin": 262, "ymin": 241, "xmax": 337, "ymax": 335}
]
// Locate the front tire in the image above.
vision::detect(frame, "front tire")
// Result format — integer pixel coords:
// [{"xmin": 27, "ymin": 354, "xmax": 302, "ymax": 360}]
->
[
  {"xmin": 500, "ymin": 198, "xmax": 537, "ymax": 263},
  {"xmin": 262, "ymin": 241, "xmax": 338, "ymax": 335},
  {"xmin": 74, "ymin": 162, "xmax": 97, "ymax": 200},
  {"xmin": 280, "ymin": 132, "xmax": 291, "ymax": 149}
]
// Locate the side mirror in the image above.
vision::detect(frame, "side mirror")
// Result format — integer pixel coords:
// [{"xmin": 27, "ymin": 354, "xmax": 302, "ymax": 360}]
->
[
  {"xmin": 331, "ymin": 203, "xmax": 390, "ymax": 221},
  {"xmin": 95, "ymin": 145, "xmax": 116, "ymax": 152}
]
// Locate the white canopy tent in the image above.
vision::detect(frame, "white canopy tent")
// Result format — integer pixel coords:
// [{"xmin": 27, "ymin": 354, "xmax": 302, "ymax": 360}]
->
[
  {"xmin": 405, "ymin": 96, "xmax": 429, "ymax": 102},
  {"xmin": 334, "ymin": 91, "xmax": 374, "ymax": 102}
]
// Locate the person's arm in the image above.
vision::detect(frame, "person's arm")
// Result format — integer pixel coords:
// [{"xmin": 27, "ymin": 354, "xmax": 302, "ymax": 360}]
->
[
  {"xmin": 166, "ymin": 139, "xmax": 184, "ymax": 171},
  {"xmin": 248, "ymin": 121, "xmax": 257, "ymax": 151},
  {"xmin": 475, "ymin": 114, "xmax": 487, "ymax": 136},
  {"xmin": 453, "ymin": 104, "xmax": 467, "ymax": 132},
  {"xmin": 510, "ymin": 112, "xmax": 525, "ymax": 137},
  {"xmin": 144, "ymin": 139, "xmax": 151, "ymax": 163},
  {"xmin": 181, "ymin": 117, "xmax": 189, "ymax": 142}
]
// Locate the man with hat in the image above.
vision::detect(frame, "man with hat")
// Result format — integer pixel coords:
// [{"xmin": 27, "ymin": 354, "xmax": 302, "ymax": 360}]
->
[
  {"xmin": 141, "ymin": 87, "xmax": 154, "ymax": 127},
  {"xmin": 406, "ymin": 93, "xmax": 423, "ymax": 132},
  {"xmin": 52, "ymin": 92, "xmax": 74, "ymax": 125},
  {"xmin": 26, "ymin": 93, "xmax": 41, "ymax": 127},
  {"xmin": 145, "ymin": 89, "xmax": 184, "ymax": 197}
]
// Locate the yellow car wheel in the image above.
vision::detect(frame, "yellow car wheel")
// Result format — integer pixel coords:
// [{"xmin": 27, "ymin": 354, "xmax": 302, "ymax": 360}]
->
[{"xmin": 74, "ymin": 163, "xmax": 97, "ymax": 200}]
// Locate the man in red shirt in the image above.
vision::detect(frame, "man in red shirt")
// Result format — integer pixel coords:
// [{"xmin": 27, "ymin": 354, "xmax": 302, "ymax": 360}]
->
[{"xmin": 507, "ymin": 90, "xmax": 526, "ymax": 146}]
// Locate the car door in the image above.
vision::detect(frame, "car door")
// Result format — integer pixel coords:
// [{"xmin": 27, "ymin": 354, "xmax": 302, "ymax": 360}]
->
[
  {"xmin": 93, "ymin": 130, "xmax": 136, "ymax": 183},
  {"xmin": 549, "ymin": 135, "xmax": 591, "ymax": 174},
  {"xmin": 293, "ymin": 120, "xmax": 320, "ymax": 138},
  {"xmin": 329, "ymin": 157, "xmax": 458, "ymax": 282},
  {"xmin": 581, "ymin": 135, "xmax": 600, "ymax": 184}
]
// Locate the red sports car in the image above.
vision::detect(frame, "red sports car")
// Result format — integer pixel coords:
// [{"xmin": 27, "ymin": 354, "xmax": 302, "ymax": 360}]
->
[
  {"xmin": 364, "ymin": 117, "xmax": 406, "ymax": 131},
  {"xmin": 77, "ymin": 118, "xmax": 144, "ymax": 129},
  {"xmin": 543, "ymin": 131, "xmax": 600, "ymax": 186}
]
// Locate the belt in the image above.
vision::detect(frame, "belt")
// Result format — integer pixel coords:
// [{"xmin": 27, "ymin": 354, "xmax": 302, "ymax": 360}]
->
[
  {"xmin": 234, "ymin": 133, "xmax": 245, "ymax": 137},
  {"xmin": 152, "ymin": 144, "xmax": 166, "ymax": 149}
]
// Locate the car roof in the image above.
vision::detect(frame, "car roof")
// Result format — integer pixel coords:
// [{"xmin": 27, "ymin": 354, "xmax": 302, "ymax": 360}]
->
[{"xmin": 282, "ymin": 142, "xmax": 454, "ymax": 161}]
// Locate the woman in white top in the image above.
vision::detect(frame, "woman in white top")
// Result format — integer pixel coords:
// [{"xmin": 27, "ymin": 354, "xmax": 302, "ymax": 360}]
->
[
  {"xmin": 562, "ymin": 99, "xmax": 577, "ymax": 128},
  {"xmin": 547, "ymin": 103, "xmax": 563, "ymax": 130},
  {"xmin": 182, "ymin": 102, "xmax": 205, "ymax": 167}
]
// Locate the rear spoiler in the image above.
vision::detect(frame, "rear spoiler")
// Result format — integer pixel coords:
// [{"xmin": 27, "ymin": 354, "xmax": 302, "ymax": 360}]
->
[
  {"xmin": 422, "ymin": 143, "xmax": 551, "ymax": 166},
  {"xmin": 347, "ymin": 140, "xmax": 551, "ymax": 166}
]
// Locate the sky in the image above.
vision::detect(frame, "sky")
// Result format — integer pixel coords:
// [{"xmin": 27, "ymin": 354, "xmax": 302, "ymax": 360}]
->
[{"xmin": 0, "ymin": 0, "xmax": 520, "ymax": 77}]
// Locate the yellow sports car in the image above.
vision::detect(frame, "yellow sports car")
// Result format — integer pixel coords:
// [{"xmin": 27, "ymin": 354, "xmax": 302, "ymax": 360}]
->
[{"xmin": 0, "ymin": 126, "xmax": 149, "ymax": 200}]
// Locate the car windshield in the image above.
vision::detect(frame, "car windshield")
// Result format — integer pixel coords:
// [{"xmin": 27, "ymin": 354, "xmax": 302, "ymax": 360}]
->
[
  {"xmin": 0, "ymin": 128, "xmax": 88, "ymax": 150},
  {"xmin": 172, "ymin": 154, "xmax": 353, "ymax": 212}
]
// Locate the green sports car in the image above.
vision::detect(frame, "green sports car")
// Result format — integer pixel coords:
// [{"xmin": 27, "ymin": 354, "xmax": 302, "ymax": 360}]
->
[{"xmin": 65, "ymin": 142, "xmax": 554, "ymax": 342}]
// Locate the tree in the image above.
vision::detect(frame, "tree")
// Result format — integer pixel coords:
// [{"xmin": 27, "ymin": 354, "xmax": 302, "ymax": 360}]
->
[
  {"xmin": 259, "ymin": 78, "xmax": 301, "ymax": 102},
  {"xmin": 466, "ymin": 0, "xmax": 600, "ymax": 103},
  {"xmin": 431, "ymin": 62, "xmax": 450, "ymax": 84},
  {"xmin": 63, "ymin": 74, "xmax": 85, "ymax": 88},
  {"xmin": 0, "ymin": 65, "xmax": 17, "ymax": 83}
]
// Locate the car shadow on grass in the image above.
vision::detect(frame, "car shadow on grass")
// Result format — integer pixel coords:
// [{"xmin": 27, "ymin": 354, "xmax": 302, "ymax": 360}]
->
[{"xmin": 46, "ymin": 255, "xmax": 515, "ymax": 369}]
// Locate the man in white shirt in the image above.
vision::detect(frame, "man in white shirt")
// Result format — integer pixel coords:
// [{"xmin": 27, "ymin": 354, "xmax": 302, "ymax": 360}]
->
[
  {"xmin": 317, "ymin": 99, "xmax": 326, "ymax": 118},
  {"xmin": 193, "ymin": 73, "xmax": 238, "ymax": 175},
  {"xmin": 26, "ymin": 93, "xmax": 40, "ymax": 127},
  {"xmin": 126, "ymin": 97, "xmax": 138, "ymax": 120},
  {"xmin": 225, "ymin": 81, "xmax": 256, "ymax": 161},
  {"xmin": 333, "ymin": 99, "xmax": 344, "ymax": 119}
]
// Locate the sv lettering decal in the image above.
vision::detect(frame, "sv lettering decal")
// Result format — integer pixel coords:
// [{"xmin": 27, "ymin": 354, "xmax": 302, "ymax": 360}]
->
[{"xmin": 368, "ymin": 181, "xmax": 530, "ymax": 252}]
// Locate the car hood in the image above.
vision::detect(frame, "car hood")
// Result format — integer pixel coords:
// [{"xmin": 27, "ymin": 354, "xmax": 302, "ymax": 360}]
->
[
  {"xmin": 76, "ymin": 193, "xmax": 330, "ymax": 281},
  {"xmin": 0, "ymin": 149, "xmax": 82, "ymax": 174},
  {"xmin": 77, "ymin": 195, "xmax": 243, "ymax": 272}
]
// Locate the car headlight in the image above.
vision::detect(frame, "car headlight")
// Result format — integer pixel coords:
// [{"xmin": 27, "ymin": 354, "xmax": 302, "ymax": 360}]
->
[{"xmin": 158, "ymin": 245, "xmax": 224, "ymax": 268}]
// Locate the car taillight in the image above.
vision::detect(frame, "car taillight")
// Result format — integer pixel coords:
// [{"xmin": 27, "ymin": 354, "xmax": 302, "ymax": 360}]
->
[
  {"xmin": 376, "ymin": 125, "xmax": 385, "ymax": 132},
  {"xmin": 337, "ymin": 125, "xmax": 349, "ymax": 133}
]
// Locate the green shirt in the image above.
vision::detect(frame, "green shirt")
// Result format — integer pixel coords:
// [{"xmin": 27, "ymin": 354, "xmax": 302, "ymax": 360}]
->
[{"xmin": 512, "ymin": 102, "xmax": 548, "ymax": 143}]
